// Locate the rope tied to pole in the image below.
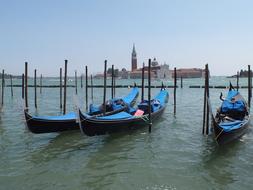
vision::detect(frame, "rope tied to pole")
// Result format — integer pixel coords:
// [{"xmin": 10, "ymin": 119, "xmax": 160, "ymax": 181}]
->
[{"xmin": 215, "ymin": 128, "xmax": 224, "ymax": 141}]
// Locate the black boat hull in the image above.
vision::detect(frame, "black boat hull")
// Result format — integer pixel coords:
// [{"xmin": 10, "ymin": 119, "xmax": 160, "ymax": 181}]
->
[
  {"xmin": 24, "ymin": 88, "xmax": 139, "ymax": 134},
  {"xmin": 79, "ymin": 106, "xmax": 165, "ymax": 136},
  {"xmin": 24, "ymin": 111, "xmax": 79, "ymax": 134},
  {"xmin": 208, "ymin": 84, "xmax": 250, "ymax": 145},
  {"xmin": 212, "ymin": 116, "xmax": 250, "ymax": 145}
]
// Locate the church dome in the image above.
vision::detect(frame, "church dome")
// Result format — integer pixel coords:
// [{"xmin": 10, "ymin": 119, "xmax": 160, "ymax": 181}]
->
[{"xmin": 151, "ymin": 58, "xmax": 158, "ymax": 67}]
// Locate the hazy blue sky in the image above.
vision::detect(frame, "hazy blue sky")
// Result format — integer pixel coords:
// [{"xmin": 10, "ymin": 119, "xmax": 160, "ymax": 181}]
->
[{"xmin": 0, "ymin": 0, "xmax": 253, "ymax": 76}]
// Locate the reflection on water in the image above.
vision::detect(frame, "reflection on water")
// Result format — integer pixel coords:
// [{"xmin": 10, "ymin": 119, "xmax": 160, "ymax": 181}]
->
[
  {"xmin": 201, "ymin": 130, "xmax": 252, "ymax": 189},
  {"xmin": 202, "ymin": 140, "xmax": 236, "ymax": 188}
]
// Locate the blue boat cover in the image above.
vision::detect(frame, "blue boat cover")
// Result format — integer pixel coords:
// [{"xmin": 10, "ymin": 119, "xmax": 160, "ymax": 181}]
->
[
  {"xmin": 226, "ymin": 90, "xmax": 239, "ymax": 100},
  {"xmin": 137, "ymin": 89, "xmax": 169, "ymax": 112},
  {"xmin": 96, "ymin": 111, "xmax": 133, "ymax": 120},
  {"xmin": 112, "ymin": 103, "xmax": 124, "ymax": 110},
  {"xmin": 219, "ymin": 120, "xmax": 248, "ymax": 132},
  {"xmin": 154, "ymin": 90, "xmax": 169, "ymax": 106},
  {"xmin": 221, "ymin": 90, "xmax": 245, "ymax": 112},
  {"xmin": 33, "ymin": 112, "xmax": 76, "ymax": 120},
  {"xmin": 89, "ymin": 104, "xmax": 100, "ymax": 113},
  {"xmin": 89, "ymin": 87, "xmax": 139, "ymax": 114},
  {"xmin": 122, "ymin": 87, "xmax": 139, "ymax": 105},
  {"xmin": 152, "ymin": 90, "xmax": 169, "ymax": 112},
  {"xmin": 128, "ymin": 106, "xmax": 137, "ymax": 114},
  {"xmin": 92, "ymin": 89, "xmax": 168, "ymax": 121}
]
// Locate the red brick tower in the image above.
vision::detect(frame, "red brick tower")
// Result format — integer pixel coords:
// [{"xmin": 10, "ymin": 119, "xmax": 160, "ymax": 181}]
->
[{"xmin": 131, "ymin": 44, "xmax": 137, "ymax": 71}]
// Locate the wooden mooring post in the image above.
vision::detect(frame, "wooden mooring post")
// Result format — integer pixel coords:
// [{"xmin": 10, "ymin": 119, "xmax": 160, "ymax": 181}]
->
[
  {"xmin": 174, "ymin": 67, "xmax": 177, "ymax": 115},
  {"xmin": 205, "ymin": 64, "xmax": 210, "ymax": 135},
  {"xmin": 148, "ymin": 59, "xmax": 152, "ymax": 133},
  {"xmin": 25, "ymin": 62, "xmax": 28, "ymax": 110},
  {"xmin": 60, "ymin": 68, "xmax": 62, "ymax": 110},
  {"xmin": 113, "ymin": 72, "xmax": 116, "ymax": 98},
  {"xmin": 141, "ymin": 62, "xmax": 144, "ymax": 101},
  {"xmin": 90, "ymin": 74, "xmax": 94, "ymax": 103},
  {"xmin": 251, "ymin": 67, "xmax": 252, "ymax": 106},
  {"xmin": 81, "ymin": 75, "xmax": 83, "ymax": 88},
  {"xmin": 1, "ymin": 70, "xmax": 4, "ymax": 106},
  {"xmin": 248, "ymin": 65, "xmax": 252, "ymax": 108},
  {"xmin": 85, "ymin": 66, "xmax": 88, "ymax": 111},
  {"xmin": 22, "ymin": 74, "xmax": 24, "ymax": 99},
  {"xmin": 111, "ymin": 65, "xmax": 114, "ymax": 99},
  {"xmin": 34, "ymin": 69, "xmax": 37, "ymax": 109},
  {"xmin": 103, "ymin": 60, "xmax": 107, "ymax": 115},
  {"xmin": 236, "ymin": 71, "xmax": 239, "ymax": 91},
  {"xmin": 180, "ymin": 76, "xmax": 183, "ymax": 88},
  {"xmin": 40, "ymin": 74, "xmax": 42, "ymax": 94},
  {"xmin": 63, "ymin": 60, "xmax": 68, "ymax": 115},
  {"xmin": 202, "ymin": 64, "xmax": 210, "ymax": 135},
  {"xmin": 75, "ymin": 71, "xmax": 78, "ymax": 95},
  {"xmin": 10, "ymin": 75, "xmax": 13, "ymax": 97}
]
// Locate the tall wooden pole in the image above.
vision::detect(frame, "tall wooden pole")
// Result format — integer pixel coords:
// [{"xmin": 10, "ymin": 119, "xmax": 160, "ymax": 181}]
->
[
  {"xmin": 10, "ymin": 75, "xmax": 13, "ymax": 97},
  {"xmin": 103, "ymin": 60, "xmax": 107, "ymax": 115},
  {"xmin": 81, "ymin": 75, "xmax": 83, "ymax": 88},
  {"xmin": 40, "ymin": 74, "xmax": 42, "ymax": 94},
  {"xmin": 148, "ymin": 59, "xmax": 152, "ymax": 133},
  {"xmin": 113, "ymin": 72, "xmax": 116, "ymax": 97},
  {"xmin": 91, "ymin": 74, "xmax": 94, "ymax": 103},
  {"xmin": 34, "ymin": 69, "xmax": 37, "ymax": 109},
  {"xmin": 85, "ymin": 66, "xmax": 88, "ymax": 111},
  {"xmin": 174, "ymin": 67, "xmax": 177, "ymax": 115},
  {"xmin": 22, "ymin": 73, "xmax": 24, "ymax": 99},
  {"xmin": 25, "ymin": 62, "xmax": 28, "ymax": 109},
  {"xmin": 75, "ymin": 70, "xmax": 78, "ymax": 95},
  {"xmin": 250, "ymin": 70, "xmax": 252, "ymax": 100},
  {"xmin": 251, "ymin": 67, "xmax": 252, "ymax": 102},
  {"xmin": 205, "ymin": 64, "xmax": 210, "ymax": 135},
  {"xmin": 236, "ymin": 71, "xmax": 239, "ymax": 91},
  {"xmin": 111, "ymin": 65, "xmax": 114, "ymax": 99},
  {"xmin": 60, "ymin": 68, "xmax": 62, "ymax": 110},
  {"xmin": 1, "ymin": 70, "xmax": 4, "ymax": 106},
  {"xmin": 180, "ymin": 76, "xmax": 183, "ymax": 88},
  {"xmin": 248, "ymin": 65, "xmax": 251, "ymax": 108},
  {"xmin": 141, "ymin": 62, "xmax": 144, "ymax": 101},
  {"xmin": 202, "ymin": 68, "xmax": 207, "ymax": 135},
  {"xmin": 63, "ymin": 60, "xmax": 68, "ymax": 114}
]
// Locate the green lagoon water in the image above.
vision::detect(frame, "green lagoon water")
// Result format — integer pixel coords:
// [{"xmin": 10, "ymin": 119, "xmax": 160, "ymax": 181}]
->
[{"xmin": 0, "ymin": 77, "xmax": 252, "ymax": 190}]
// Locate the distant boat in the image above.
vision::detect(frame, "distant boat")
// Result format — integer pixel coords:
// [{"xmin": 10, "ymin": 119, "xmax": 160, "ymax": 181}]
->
[
  {"xmin": 24, "ymin": 86, "xmax": 139, "ymax": 134},
  {"xmin": 78, "ymin": 87, "xmax": 168, "ymax": 136},
  {"xmin": 210, "ymin": 83, "xmax": 250, "ymax": 145}
]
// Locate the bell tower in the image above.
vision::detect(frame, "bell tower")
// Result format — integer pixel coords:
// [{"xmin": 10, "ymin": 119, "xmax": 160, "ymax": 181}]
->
[{"xmin": 131, "ymin": 44, "xmax": 137, "ymax": 71}]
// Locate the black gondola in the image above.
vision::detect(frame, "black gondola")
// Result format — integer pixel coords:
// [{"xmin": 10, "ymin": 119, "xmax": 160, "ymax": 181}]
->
[
  {"xmin": 210, "ymin": 84, "xmax": 250, "ymax": 145},
  {"xmin": 24, "ymin": 87, "xmax": 139, "ymax": 134},
  {"xmin": 79, "ymin": 88, "xmax": 169, "ymax": 136}
]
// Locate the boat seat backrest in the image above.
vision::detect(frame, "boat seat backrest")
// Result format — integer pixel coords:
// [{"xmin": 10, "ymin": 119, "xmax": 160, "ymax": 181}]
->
[
  {"xmin": 221, "ymin": 99, "xmax": 245, "ymax": 112},
  {"xmin": 222, "ymin": 110, "xmax": 246, "ymax": 120},
  {"xmin": 220, "ymin": 95, "xmax": 247, "ymax": 120},
  {"xmin": 138, "ymin": 101, "xmax": 154, "ymax": 114}
]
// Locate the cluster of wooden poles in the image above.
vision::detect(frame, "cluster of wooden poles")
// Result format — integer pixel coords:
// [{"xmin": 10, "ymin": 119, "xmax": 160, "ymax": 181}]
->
[
  {"xmin": 0, "ymin": 61, "xmax": 179, "ymax": 120},
  {"xmin": 202, "ymin": 64, "xmax": 252, "ymax": 135}
]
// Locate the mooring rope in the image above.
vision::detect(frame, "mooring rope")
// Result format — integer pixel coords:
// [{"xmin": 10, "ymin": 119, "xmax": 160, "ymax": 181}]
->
[
  {"xmin": 137, "ymin": 115, "xmax": 150, "ymax": 124},
  {"xmin": 215, "ymin": 128, "xmax": 224, "ymax": 141}
]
